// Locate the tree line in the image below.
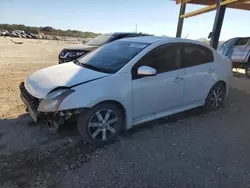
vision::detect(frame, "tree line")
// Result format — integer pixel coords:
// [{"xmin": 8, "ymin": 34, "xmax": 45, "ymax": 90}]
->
[{"xmin": 0, "ymin": 24, "xmax": 100, "ymax": 38}]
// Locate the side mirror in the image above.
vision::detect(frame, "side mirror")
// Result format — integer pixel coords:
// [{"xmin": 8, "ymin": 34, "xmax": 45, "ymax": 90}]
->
[{"xmin": 137, "ymin": 66, "xmax": 157, "ymax": 76}]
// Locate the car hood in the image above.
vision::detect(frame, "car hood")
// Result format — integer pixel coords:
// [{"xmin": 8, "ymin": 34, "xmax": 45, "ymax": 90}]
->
[
  {"xmin": 64, "ymin": 44, "xmax": 99, "ymax": 51},
  {"xmin": 25, "ymin": 62, "xmax": 110, "ymax": 99}
]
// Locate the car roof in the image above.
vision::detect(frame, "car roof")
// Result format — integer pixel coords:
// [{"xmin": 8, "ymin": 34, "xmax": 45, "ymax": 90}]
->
[
  {"xmin": 103, "ymin": 32, "xmax": 152, "ymax": 36},
  {"xmin": 119, "ymin": 36, "xmax": 213, "ymax": 47}
]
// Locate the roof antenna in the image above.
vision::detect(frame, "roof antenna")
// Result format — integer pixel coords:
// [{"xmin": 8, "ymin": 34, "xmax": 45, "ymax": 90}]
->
[{"xmin": 184, "ymin": 33, "xmax": 189, "ymax": 38}]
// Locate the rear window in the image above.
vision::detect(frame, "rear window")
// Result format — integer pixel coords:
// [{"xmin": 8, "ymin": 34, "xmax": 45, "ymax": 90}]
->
[
  {"xmin": 220, "ymin": 39, "xmax": 234, "ymax": 48},
  {"xmin": 235, "ymin": 38, "xmax": 249, "ymax": 46},
  {"xmin": 86, "ymin": 34, "xmax": 112, "ymax": 46}
]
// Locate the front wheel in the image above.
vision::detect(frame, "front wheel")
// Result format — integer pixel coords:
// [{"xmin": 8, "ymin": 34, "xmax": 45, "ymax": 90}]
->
[
  {"xmin": 204, "ymin": 82, "xmax": 226, "ymax": 111},
  {"xmin": 77, "ymin": 103, "xmax": 124, "ymax": 146}
]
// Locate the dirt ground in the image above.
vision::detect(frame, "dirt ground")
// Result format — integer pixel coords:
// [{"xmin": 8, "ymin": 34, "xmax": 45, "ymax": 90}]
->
[{"xmin": 1, "ymin": 37, "xmax": 250, "ymax": 188}]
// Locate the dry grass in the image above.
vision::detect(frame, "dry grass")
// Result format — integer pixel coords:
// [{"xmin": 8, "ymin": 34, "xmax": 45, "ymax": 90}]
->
[{"xmin": 0, "ymin": 37, "xmax": 70, "ymax": 118}]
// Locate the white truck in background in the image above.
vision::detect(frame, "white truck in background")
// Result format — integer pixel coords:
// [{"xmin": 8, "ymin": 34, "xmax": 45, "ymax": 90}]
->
[{"xmin": 218, "ymin": 37, "xmax": 250, "ymax": 78}]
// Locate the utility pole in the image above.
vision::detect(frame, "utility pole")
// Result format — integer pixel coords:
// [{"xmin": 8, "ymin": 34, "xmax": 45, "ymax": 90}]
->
[{"xmin": 135, "ymin": 24, "xmax": 138, "ymax": 33}]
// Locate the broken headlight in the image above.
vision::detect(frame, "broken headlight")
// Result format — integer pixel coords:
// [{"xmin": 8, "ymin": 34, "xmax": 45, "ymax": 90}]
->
[{"xmin": 37, "ymin": 89, "xmax": 75, "ymax": 112}]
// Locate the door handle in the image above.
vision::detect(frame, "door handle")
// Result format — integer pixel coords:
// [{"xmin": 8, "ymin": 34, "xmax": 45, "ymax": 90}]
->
[
  {"xmin": 174, "ymin": 77, "xmax": 184, "ymax": 83},
  {"xmin": 208, "ymin": 69, "xmax": 215, "ymax": 74}
]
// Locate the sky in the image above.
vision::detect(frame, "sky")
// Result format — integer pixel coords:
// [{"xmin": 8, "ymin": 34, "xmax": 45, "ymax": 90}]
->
[{"xmin": 0, "ymin": 0, "xmax": 249, "ymax": 40}]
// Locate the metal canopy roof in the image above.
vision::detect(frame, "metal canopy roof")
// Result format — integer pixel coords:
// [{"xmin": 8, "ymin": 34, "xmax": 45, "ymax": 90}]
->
[
  {"xmin": 176, "ymin": 0, "xmax": 250, "ymax": 18},
  {"xmin": 175, "ymin": 0, "xmax": 250, "ymax": 49}
]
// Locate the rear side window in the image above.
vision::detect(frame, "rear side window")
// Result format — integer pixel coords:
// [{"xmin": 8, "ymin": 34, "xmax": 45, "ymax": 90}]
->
[
  {"xmin": 181, "ymin": 43, "xmax": 214, "ymax": 68},
  {"xmin": 235, "ymin": 38, "xmax": 249, "ymax": 46}
]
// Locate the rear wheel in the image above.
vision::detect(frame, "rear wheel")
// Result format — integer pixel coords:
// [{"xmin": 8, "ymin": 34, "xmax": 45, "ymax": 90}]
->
[
  {"xmin": 245, "ymin": 66, "xmax": 250, "ymax": 78},
  {"xmin": 77, "ymin": 103, "xmax": 124, "ymax": 146},
  {"xmin": 205, "ymin": 82, "xmax": 226, "ymax": 111}
]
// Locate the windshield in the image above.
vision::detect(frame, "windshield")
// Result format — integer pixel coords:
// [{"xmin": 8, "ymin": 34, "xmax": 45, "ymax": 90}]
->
[
  {"xmin": 86, "ymin": 34, "xmax": 112, "ymax": 46},
  {"xmin": 77, "ymin": 41, "xmax": 149, "ymax": 73}
]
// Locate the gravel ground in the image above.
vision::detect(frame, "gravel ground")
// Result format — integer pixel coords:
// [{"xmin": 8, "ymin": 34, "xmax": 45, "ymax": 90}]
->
[
  {"xmin": 54, "ymin": 87, "xmax": 250, "ymax": 188},
  {"xmin": 1, "ymin": 37, "xmax": 250, "ymax": 188}
]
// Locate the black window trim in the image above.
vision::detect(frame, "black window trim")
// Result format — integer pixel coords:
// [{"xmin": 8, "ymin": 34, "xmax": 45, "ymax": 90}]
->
[
  {"xmin": 131, "ymin": 43, "xmax": 181, "ymax": 80},
  {"xmin": 235, "ymin": 37, "xmax": 250, "ymax": 46},
  {"xmin": 179, "ymin": 42, "xmax": 214, "ymax": 68}
]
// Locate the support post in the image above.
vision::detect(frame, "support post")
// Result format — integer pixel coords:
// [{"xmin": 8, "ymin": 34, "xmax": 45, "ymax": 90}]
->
[
  {"xmin": 176, "ymin": 1, "xmax": 186, "ymax": 38},
  {"xmin": 209, "ymin": 0, "xmax": 226, "ymax": 49}
]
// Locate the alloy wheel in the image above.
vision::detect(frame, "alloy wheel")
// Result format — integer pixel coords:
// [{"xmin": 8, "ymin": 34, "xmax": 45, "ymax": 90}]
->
[
  {"xmin": 210, "ymin": 87, "xmax": 224, "ymax": 109},
  {"xmin": 88, "ymin": 109, "xmax": 118, "ymax": 141},
  {"xmin": 246, "ymin": 67, "xmax": 250, "ymax": 77}
]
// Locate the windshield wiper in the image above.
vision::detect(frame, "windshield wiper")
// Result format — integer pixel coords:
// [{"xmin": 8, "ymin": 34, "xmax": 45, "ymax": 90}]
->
[
  {"xmin": 74, "ymin": 59, "xmax": 81, "ymax": 66},
  {"xmin": 74, "ymin": 60, "xmax": 112, "ymax": 73},
  {"xmin": 81, "ymin": 63, "xmax": 100, "ymax": 70},
  {"xmin": 74, "ymin": 60, "xmax": 98, "ymax": 69}
]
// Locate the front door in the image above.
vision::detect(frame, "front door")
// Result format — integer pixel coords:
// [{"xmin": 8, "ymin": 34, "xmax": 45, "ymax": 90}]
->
[{"xmin": 132, "ymin": 44, "xmax": 185, "ymax": 122}]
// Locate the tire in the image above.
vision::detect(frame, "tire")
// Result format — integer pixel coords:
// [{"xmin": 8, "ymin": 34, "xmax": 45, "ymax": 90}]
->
[
  {"xmin": 245, "ymin": 66, "xmax": 250, "ymax": 79},
  {"xmin": 204, "ymin": 82, "xmax": 226, "ymax": 112},
  {"xmin": 77, "ymin": 103, "xmax": 124, "ymax": 147}
]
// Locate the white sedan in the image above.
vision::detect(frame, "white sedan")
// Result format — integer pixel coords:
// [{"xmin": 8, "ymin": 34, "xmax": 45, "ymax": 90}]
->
[{"xmin": 20, "ymin": 36, "xmax": 232, "ymax": 146}]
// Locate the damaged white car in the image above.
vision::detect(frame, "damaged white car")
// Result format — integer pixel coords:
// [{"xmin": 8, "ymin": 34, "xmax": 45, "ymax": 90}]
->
[{"xmin": 20, "ymin": 36, "xmax": 232, "ymax": 146}]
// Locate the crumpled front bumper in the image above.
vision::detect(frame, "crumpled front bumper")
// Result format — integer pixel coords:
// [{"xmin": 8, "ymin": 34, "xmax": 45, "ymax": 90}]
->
[
  {"xmin": 19, "ymin": 82, "xmax": 58, "ymax": 123},
  {"xmin": 19, "ymin": 82, "xmax": 82, "ymax": 126}
]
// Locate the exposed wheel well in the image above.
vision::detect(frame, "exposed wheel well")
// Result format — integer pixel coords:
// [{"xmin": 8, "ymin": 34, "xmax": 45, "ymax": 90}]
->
[
  {"xmin": 94, "ymin": 100, "xmax": 126, "ymax": 126},
  {"xmin": 215, "ymin": 80, "xmax": 226, "ymax": 89}
]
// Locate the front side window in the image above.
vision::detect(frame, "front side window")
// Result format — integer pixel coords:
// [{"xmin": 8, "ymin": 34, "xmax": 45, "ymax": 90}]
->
[
  {"xmin": 181, "ymin": 44, "xmax": 214, "ymax": 68},
  {"xmin": 77, "ymin": 41, "xmax": 149, "ymax": 73},
  {"xmin": 137, "ymin": 44, "xmax": 180, "ymax": 74}
]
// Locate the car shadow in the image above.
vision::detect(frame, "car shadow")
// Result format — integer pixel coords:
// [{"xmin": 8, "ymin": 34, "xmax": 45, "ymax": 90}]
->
[
  {"xmin": 122, "ymin": 106, "xmax": 206, "ymax": 139},
  {"xmin": 0, "ymin": 113, "xmax": 81, "ymax": 155},
  {"xmin": 1, "ymin": 86, "xmax": 249, "ymax": 154},
  {"xmin": 0, "ymin": 94, "xmax": 228, "ymax": 153}
]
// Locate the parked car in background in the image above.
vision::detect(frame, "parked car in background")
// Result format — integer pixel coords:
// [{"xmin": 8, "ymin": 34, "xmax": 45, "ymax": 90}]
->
[
  {"xmin": 58, "ymin": 32, "xmax": 152, "ymax": 64},
  {"xmin": 0, "ymin": 30, "xmax": 9, "ymax": 36},
  {"xmin": 218, "ymin": 37, "xmax": 250, "ymax": 78},
  {"xmin": 20, "ymin": 36, "xmax": 232, "ymax": 146}
]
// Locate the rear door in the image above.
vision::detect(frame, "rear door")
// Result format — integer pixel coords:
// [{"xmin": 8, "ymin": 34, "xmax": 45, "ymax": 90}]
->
[
  {"xmin": 243, "ymin": 38, "xmax": 250, "ymax": 62},
  {"xmin": 180, "ymin": 43, "xmax": 215, "ymax": 105},
  {"xmin": 231, "ymin": 37, "xmax": 250, "ymax": 62}
]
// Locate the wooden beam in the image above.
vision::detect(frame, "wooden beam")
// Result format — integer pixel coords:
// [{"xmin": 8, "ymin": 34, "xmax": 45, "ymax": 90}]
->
[
  {"xmin": 180, "ymin": 0, "xmax": 246, "ymax": 18},
  {"xmin": 229, "ymin": 2, "xmax": 250, "ymax": 10},
  {"xmin": 176, "ymin": 0, "xmax": 193, "ymax": 4}
]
